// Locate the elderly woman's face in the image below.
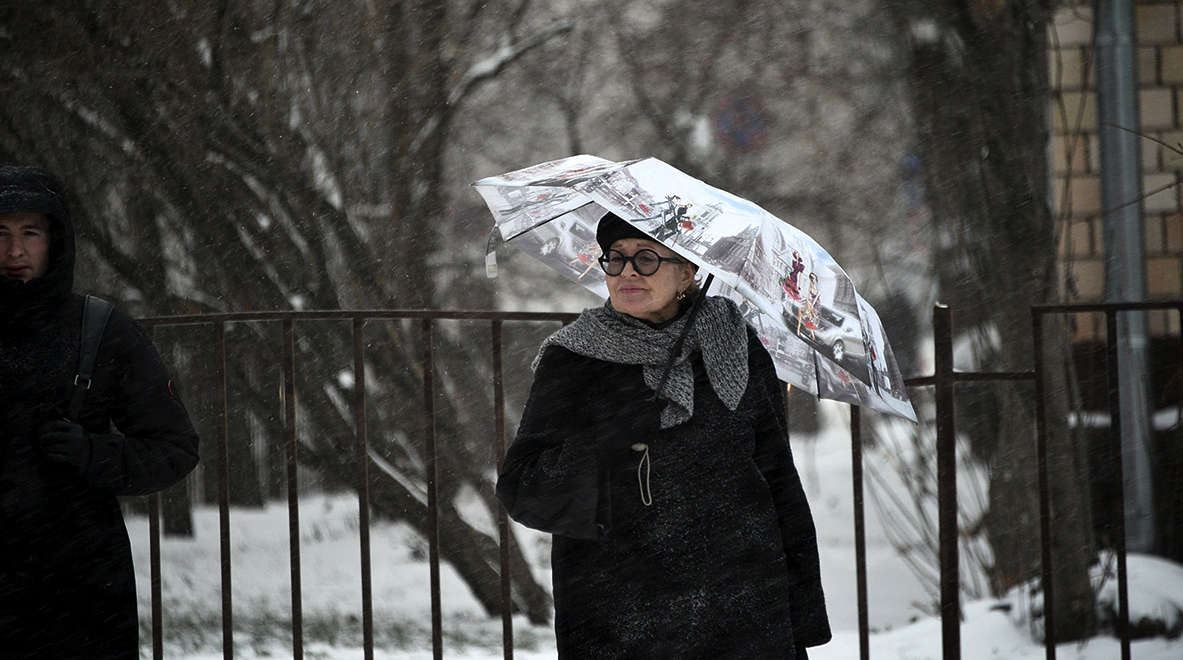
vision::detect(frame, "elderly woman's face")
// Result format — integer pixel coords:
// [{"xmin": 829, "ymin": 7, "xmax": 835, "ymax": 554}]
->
[{"xmin": 605, "ymin": 238, "xmax": 695, "ymax": 324}]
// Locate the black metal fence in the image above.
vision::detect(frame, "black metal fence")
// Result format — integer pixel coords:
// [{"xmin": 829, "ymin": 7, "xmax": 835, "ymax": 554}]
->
[
  {"xmin": 138, "ymin": 309, "xmax": 578, "ymax": 660},
  {"xmin": 135, "ymin": 301, "xmax": 1180, "ymax": 660},
  {"xmin": 854, "ymin": 301, "xmax": 1180, "ymax": 660},
  {"xmin": 1029, "ymin": 301, "xmax": 1181, "ymax": 660}
]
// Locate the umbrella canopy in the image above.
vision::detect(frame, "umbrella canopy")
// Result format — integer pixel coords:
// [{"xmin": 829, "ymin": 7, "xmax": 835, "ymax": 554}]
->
[{"xmin": 474, "ymin": 154, "xmax": 916, "ymax": 422}]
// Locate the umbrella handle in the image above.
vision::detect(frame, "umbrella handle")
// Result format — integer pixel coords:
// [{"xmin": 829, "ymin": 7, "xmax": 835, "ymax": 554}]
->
[{"xmin": 650, "ymin": 273, "xmax": 715, "ymax": 403}]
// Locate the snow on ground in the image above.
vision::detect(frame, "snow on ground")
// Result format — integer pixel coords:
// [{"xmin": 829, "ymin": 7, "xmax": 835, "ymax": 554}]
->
[
  {"xmin": 818, "ymin": 598, "xmax": 1182, "ymax": 660},
  {"xmin": 127, "ymin": 406, "xmax": 1183, "ymax": 659}
]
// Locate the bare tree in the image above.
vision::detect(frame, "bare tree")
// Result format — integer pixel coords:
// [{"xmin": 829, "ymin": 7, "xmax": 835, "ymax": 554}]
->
[
  {"xmin": 882, "ymin": 0, "xmax": 1097, "ymax": 639},
  {"xmin": 0, "ymin": 0, "xmax": 562, "ymax": 624}
]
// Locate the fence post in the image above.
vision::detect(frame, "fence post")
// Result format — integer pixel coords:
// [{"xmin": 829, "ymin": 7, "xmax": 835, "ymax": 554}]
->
[
  {"xmin": 422, "ymin": 319, "xmax": 443, "ymax": 660},
  {"xmin": 1031, "ymin": 310, "xmax": 1057, "ymax": 660},
  {"xmin": 214, "ymin": 322, "xmax": 233, "ymax": 660},
  {"xmin": 146, "ymin": 324, "xmax": 164, "ymax": 660},
  {"xmin": 850, "ymin": 406, "xmax": 870, "ymax": 660},
  {"xmin": 353, "ymin": 318, "xmax": 375, "ymax": 660},
  {"xmin": 1105, "ymin": 312, "xmax": 1133, "ymax": 660},
  {"xmin": 149, "ymin": 493, "xmax": 163, "ymax": 660},
  {"xmin": 933, "ymin": 304, "xmax": 960, "ymax": 659},
  {"xmin": 283, "ymin": 320, "xmax": 304, "ymax": 660},
  {"xmin": 492, "ymin": 321, "xmax": 515, "ymax": 659}
]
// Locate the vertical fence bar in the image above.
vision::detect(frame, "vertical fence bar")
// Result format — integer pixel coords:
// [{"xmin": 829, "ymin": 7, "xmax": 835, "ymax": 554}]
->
[
  {"xmin": 1105, "ymin": 312, "xmax": 1132, "ymax": 660},
  {"xmin": 353, "ymin": 319, "xmax": 375, "ymax": 660},
  {"xmin": 146, "ymin": 325, "xmax": 165, "ymax": 660},
  {"xmin": 149, "ymin": 493, "xmax": 163, "ymax": 660},
  {"xmin": 850, "ymin": 406, "xmax": 870, "ymax": 660},
  {"xmin": 283, "ymin": 320, "xmax": 303, "ymax": 660},
  {"xmin": 1031, "ymin": 310, "xmax": 1056, "ymax": 660},
  {"xmin": 422, "ymin": 319, "xmax": 443, "ymax": 660},
  {"xmin": 492, "ymin": 321, "xmax": 515, "ymax": 659},
  {"xmin": 215, "ymin": 322, "xmax": 233, "ymax": 660},
  {"xmin": 933, "ymin": 304, "xmax": 960, "ymax": 660}
]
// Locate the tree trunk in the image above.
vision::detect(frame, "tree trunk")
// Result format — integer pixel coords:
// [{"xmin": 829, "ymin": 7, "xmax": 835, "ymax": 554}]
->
[
  {"xmin": 162, "ymin": 481, "xmax": 196, "ymax": 538},
  {"xmin": 888, "ymin": 0, "xmax": 1097, "ymax": 639},
  {"xmin": 298, "ymin": 421, "xmax": 555, "ymax": 625}
]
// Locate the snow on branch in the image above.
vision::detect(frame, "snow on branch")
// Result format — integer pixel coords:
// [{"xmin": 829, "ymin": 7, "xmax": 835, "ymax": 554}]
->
[{"xmin": 408, "ymin": 21, "xmax": 573, "ymax": 158}]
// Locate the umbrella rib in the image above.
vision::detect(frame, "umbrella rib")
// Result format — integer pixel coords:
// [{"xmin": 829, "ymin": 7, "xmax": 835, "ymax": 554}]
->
[{"xmin": 498, "ymin": 199, "xmax": 601, "ymax": 244}]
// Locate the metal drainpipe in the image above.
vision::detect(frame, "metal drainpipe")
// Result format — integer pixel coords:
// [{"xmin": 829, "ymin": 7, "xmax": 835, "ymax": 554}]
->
[{"xmin": 1094, "ymin": 0, "xmax": 1157, "ymax": 553}]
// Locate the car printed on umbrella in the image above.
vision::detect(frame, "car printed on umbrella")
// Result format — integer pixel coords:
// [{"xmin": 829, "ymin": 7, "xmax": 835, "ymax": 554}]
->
[
  {"xmin": 781, "ymin": 300, "xmax": 866, "ymax": 364},
  {"xmin": 509, "ymin": 216, "xmax": 600, "ymax": 274}
]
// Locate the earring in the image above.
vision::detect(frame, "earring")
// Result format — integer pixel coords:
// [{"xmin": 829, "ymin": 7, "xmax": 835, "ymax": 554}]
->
[{"xmin": 677, "ymin": 290, "xmax": 687, "ymax": 301}]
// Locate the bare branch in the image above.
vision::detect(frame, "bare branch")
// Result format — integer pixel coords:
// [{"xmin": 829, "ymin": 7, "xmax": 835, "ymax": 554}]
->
[{"xmin": 407, "ymin": 21, "xmax": 574, "ymax": 158}]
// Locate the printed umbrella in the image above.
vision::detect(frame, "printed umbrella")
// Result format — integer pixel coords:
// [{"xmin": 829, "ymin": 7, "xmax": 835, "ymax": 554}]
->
[{"xmin": 473, "ymin": 154, "xmax": 916, "ymax": 422}]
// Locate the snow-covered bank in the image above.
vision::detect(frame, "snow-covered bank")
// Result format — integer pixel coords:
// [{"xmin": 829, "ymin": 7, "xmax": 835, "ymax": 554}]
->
[
  {"xmin": 127, "ymin": 415, "xmax": 1182, "ymax": 659},
  {"xmin": 816, "ymin": 598, "xmax": 1181, "ymax": 660}
]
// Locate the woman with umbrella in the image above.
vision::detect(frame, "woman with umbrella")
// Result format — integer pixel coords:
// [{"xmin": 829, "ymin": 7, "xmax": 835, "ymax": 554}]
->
[{"xmin": 496, "ymin": 212, "xmax": 831, "ymax": 658}]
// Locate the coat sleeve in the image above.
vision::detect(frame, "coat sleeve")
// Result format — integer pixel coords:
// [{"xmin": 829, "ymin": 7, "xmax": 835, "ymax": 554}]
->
[
  {"xmin": 80, "ymin": 312, "xmax": 200, "ymax": 496},
  {"xmin": 748, "ymin": 331, "xmax": 832, "ymax": 648},
  {"xmin": 496, "ymin": 346, "xmax": 609, "ymax": 540}
]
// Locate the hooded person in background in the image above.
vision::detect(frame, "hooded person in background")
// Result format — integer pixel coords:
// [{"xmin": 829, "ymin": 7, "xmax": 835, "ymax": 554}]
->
[{"xmin": 0, "ymin": 166, "xmax": 200, "ymax": 659}]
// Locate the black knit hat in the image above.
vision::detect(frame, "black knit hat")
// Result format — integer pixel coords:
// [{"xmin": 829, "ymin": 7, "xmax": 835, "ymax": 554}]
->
[
  {"xmin": 596, "ymin": 211, "xmax": 653, "ymax": 253},
  {"xmin": 0, "ymin": 166, "xmax": 70, "ymax": 220}
]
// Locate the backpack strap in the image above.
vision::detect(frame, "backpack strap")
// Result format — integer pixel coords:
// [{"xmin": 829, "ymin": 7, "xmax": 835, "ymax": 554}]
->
[{"xmin": 67, "ymin": 295, "xmax": 114, "ymax": 423}]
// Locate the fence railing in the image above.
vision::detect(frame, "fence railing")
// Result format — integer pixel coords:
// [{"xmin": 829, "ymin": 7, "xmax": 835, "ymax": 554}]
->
[
  {"xmin": 136, "ymin": 301, "xmax": 1180, "ymax": 660},
  {"xmin": 139, "ymin": 309, "xmax": 579, "ymax": 660},
  {"xmin": 1029, "ymin": 301, "xmax": 1181, "ymax": 660},
  {"xmin": 850, "ymin": 301, "xmax": 1180, "ymax": 660}
]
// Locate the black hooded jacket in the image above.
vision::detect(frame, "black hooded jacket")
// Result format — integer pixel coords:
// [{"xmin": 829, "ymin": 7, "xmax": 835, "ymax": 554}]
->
[{"xmin": 0, "ymin": 166, "xmax": 200, "ymax": 659}]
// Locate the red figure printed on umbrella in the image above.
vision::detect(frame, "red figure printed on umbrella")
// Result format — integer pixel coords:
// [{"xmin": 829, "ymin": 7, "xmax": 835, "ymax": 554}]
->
[
  {"xmin": 835, "ymin": 368, "xmax": 862, "ymax": 402},
  {"xmin": 569, "ymin": 241, "xmax": 603, "ymax": 280},
  {"xmin": 780, "ymin": 251, "xmax": 806, "ymax": 301}
]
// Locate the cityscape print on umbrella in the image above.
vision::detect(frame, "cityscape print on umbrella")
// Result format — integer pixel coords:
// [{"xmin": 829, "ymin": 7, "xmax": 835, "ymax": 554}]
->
[{"xmin": 474, "ymin": 154, "xmax": 916, "ymax": 421}]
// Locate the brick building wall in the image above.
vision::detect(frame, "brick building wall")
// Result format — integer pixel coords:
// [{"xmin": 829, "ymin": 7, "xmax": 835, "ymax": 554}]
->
[
  {"xmin": 1052, "ymin": 2, "xmax": 1183, "ymax": 565},
  {"xmin": 1051, "ymin": 0, "xmax": 1183, "ymax": 341}
]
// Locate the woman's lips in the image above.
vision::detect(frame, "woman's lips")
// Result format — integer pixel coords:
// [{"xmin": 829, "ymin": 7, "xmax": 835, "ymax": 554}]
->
[{"xmin": 3, "ymin": 266, "xmax": 29, "ymax": 277}]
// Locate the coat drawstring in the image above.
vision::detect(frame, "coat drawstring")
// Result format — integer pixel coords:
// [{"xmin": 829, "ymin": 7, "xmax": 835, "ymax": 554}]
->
[{"xmin": 631, "ymin": 443, "xmax": 652, "ymax": 506}]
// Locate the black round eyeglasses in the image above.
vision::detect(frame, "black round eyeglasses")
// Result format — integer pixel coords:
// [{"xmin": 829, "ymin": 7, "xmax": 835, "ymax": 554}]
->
[{"xmin": 598, "ymin": 248, "xmax": 686, "ymax": 276}]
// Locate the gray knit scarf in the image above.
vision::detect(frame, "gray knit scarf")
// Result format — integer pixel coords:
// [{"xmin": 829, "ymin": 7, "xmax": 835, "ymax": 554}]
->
[{"xmin": 534, "ymin": 296, "xmax": 750, "ymax": 428}]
